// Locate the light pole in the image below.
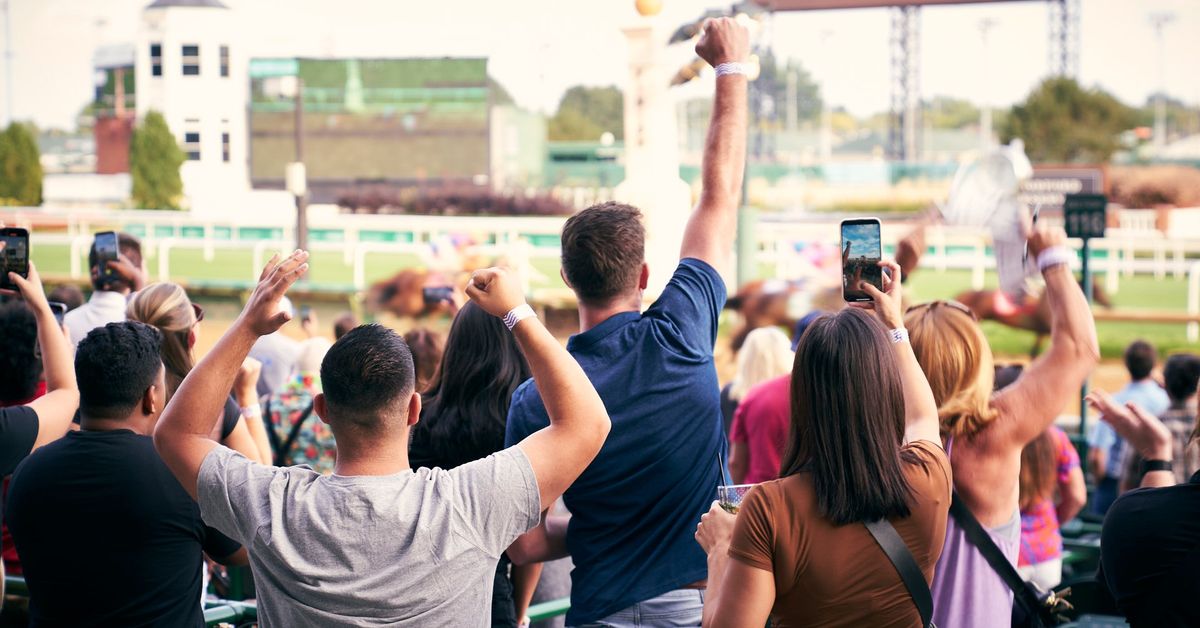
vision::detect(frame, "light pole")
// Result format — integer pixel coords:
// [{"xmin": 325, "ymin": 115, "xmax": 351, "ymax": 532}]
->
[
  {"xmin": 288, "ymin": 78, "xmax": 309, "ymax": 260},
  {"xmin": 1149, "ymin": 12, "xmax": 1175, "ymax": 153},
  {"xmin": 977, "ymin": 18, "xmax": 997, "ymax": 149}
]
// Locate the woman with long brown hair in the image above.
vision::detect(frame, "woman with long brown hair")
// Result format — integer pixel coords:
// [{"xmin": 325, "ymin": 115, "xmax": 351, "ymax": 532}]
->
[
  {"xmin": 696, "ymin": 261, "xmax": 948, "ymax": 627},
  {"xmin": 127, "ymin": 282, "xmax": 272, "ymax": 463},
  {"xmin": 1017, "ymin": 426, "xmax": 1085, "ymax": 591},
  {"xmin": 905, "ymin": 226, "xmax": 1099, "ymax": 627}
]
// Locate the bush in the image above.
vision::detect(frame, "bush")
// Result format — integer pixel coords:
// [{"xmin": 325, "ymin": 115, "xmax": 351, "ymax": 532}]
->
[
  {"xmin": 336, "ymin": 186, "xmax": 573, "ymax": 217},
  {"xmin": 1110, "ymin": 165, "xmax": 1200, "ymax": 208},
  {"xmin": 0, "ymin": 123, "xmax": 43, "ymax": 206},
  {"xmin": 130, "ymin": 111, "xmax": 186, "ymax": 210}
]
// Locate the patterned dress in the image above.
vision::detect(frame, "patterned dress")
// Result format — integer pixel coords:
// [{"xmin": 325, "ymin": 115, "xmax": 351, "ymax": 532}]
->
[{"xmin": 267, "ymin": 376, "xmax": 336, "ymax": 475}]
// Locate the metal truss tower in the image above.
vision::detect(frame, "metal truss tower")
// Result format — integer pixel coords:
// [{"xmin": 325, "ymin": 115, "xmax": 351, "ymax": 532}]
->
[
  {"xmin": 888, "ymin": 5, "xmax": 920, "ymax": 162},
  {"xmin": 1047, "ymin": 0, "xmax": 1080, "ymax": 78}
]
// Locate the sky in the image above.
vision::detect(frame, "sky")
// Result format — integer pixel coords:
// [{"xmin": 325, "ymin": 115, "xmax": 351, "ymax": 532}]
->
[
  {"xmin": 842, "ymin": 222, "xmax": 881, "ymax": 258},
  {"xmin": 3, "ymin": 0, "xmax": 1198, "ymax": 130}
]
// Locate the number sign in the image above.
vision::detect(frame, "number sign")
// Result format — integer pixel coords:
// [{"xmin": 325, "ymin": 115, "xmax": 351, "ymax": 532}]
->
[{"xmin": 1063, "ymin": 193, "xmax": 1107, "ymax": 240}]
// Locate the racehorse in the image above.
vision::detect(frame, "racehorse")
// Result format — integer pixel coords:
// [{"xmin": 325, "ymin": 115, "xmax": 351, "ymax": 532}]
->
[{"xmin": 954, "ymin": 281, "xmax": 1114, "ymax": 356}]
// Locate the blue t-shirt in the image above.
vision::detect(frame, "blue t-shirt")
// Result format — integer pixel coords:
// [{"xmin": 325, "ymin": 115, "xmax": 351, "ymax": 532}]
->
[
  {"xmin": 1090, "ymin": 380, "xmax": 1170, "ymax": 478},
  {"xmin": 505, "ymin": 258, "xmax": 727, "ymax": 624}
]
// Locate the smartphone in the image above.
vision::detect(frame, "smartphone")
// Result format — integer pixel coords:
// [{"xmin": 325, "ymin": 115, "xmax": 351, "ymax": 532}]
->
[
  {"xmin": 840, "ymin": 218, "xmax": 883, "ymax": 303},
  {"xmin": 93, "ymin": 231, "xmax": 118, "ymax": 286},
  {"xmin": 49, "ymin": 301, "xmax": 67, "ymax": 326},
  {"xmin": 423, "ymin": 286, "xmax": 454, "ymax": 305},
  {"xmin": 0, "ymin": 227, "xmax": 29, "ymax": 291}
]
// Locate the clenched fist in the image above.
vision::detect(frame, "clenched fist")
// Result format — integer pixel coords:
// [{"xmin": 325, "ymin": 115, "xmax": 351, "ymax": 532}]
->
[
  {"xmin": 465, "ymin": 267, "xmax": 526, "ymax": 318},
  {"xmin": 695, "ymin": 17, "xmax": 750, "ymax": 68}
]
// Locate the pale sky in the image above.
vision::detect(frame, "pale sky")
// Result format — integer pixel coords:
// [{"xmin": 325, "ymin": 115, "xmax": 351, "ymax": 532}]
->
[{"xmin": 4, "ymin": 0, "xmax": 1198, "ymax": 130}]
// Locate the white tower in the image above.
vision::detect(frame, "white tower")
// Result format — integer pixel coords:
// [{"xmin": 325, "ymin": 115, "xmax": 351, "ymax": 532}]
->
[{"xmin": 136, "ymin": 0, "xmax": 249, "ymax": 214}]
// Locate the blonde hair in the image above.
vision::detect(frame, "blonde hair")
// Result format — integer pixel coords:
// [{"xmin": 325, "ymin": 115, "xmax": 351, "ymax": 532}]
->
[
  {"xmin": 126, "ymin": 282, "xmax": 197, "ymax": 401},
  {"xmin": 905, "ymin": 305, "xmax": 999, "ymax": 438},
  {"xmin": 729, "ymin": 326, "xmax": 794, "ymax": 401}
]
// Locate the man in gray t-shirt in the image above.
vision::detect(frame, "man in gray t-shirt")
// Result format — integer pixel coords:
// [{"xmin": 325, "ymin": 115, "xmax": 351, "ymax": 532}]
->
[{"xmin": 153, "ymin": 252, "xmax": 611, "ymax": 627}]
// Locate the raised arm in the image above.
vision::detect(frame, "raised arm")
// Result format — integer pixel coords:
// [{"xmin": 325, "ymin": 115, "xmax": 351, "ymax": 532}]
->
[
  {"xmin": 1086, "ymin": 390, "xmax": 1175, "ymax": 489},
  {"xmin": 466, "ymin": 267, "xmax": 610, "ymax": 509},
  {"xmin": 995, "ymin": 226, "xmax": 1100, "ymax": 446},
  {"xmin": 679, "ymin": 18, "xmax": 749, "ymax": 275},
  {"xmin": 4, "ymin": 263, "xmax": 79, "ymax": 450},
  {"xmin": 860, "ymin": 260, "xmax": 941, "ymax": 445},
  {"xmin": 154, "ymin": 251, "xmax": 310, "ymax": 499}
]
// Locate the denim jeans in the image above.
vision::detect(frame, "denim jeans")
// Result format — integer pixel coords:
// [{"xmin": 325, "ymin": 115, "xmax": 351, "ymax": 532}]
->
[{"xmin": 571, "ymin": 589, "xmax": 705, "ymax": 628}]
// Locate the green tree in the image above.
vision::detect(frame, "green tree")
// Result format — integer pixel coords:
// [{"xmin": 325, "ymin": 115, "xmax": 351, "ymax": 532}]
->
[
  {"xmin": 130, "ymin": 111, "xmax": 185, "ymax": 210},
  {"xmin": 0, "ymin": 122, "xmax": 44, "ymax": 206},
  {"xmin": 548, "ymin": 86, "xmax": 623, "ymax": 142},
  {"xmin": 758, "ymin": 54, "xmax": 823, "ymax": 125},
  {"xmin": 1135, "ymin": 93, "xmax": 1200, "ymax": 138},
  {"xmin": 924, "ymin": 96, "xmax": 981, "ymax": 129},
  {"xmin": 1002, "ymin": 77, "xmax": 1135, "ymax": 163}
]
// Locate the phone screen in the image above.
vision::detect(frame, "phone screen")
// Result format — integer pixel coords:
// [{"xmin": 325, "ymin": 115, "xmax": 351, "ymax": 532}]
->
[
  {"xmin": 0, "ymin": 228, "xmax": 29, "ymax": 290},
  {"xmin": 841, "ymin": 219, "xmax": 883, "ymax": 302},
  {"xmin": 93, "ymin": 231, "xmax": 118, "ymax": 281}
]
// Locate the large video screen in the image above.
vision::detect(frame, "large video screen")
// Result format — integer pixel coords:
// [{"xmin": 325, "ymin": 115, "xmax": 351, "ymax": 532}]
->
[{"xmin": 248, "ymin": 58, "xmax": 490, "ymax": 189}]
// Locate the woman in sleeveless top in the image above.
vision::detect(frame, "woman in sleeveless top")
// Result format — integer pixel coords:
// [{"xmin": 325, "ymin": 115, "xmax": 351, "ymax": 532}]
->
[
  {"xmin": 904, "ymin": 225, "xmax": 1098, "ymax": 628},
  {"xmin": 696, "ymin": 261, "xmax": 949, "ymax": 627}
]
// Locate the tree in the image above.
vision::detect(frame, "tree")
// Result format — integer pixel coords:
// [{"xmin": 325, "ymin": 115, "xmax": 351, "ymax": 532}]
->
[
  {"xmin": 130, "ymin": 111, "xmax": 185, "ymax": 210},
  {"xmin": 1135, "ymin": 93, "xmax": 1200, "ymax": 139},
  {"xmin": 548, "ymin": 86, "xmax": 623, "ymax": 142},
  {"xmin": 1002, "ymin": 77, "xmax": 1135, "ymax": 163},
  {"xmin": 757, "ymin": 53, "xmax": 822, "ymax": 125},
  {"xmin": 0, "ymin": 123, "xmax": 44, "ymax": 206},
  {"xmin": 924, "ymin": 96, "xmax": 980, "ymax": 130}
]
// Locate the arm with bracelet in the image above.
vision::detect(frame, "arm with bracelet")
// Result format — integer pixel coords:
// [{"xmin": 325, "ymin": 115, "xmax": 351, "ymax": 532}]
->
[
  {"xmin": 465, "ymin": 267, "xmax": 611, "ymax": 510},
  {"xmin": 993, "ymin": 226, "xmax": 1101, "ymax": 447}
]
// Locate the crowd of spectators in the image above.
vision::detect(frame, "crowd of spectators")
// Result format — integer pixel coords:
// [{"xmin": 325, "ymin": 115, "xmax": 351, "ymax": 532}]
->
[{"xmin": 1, "ymin": 17, "xmax": 1199, "ymax": 628}]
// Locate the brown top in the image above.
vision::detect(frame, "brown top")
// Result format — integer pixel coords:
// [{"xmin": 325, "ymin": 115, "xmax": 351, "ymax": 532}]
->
[{"xmin": 727, "ymin": 440, "xmax": 951, "ymax": 628}]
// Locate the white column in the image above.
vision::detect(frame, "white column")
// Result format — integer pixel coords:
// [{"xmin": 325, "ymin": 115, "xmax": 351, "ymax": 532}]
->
[{"xmin": 615, "ymin": 21, "xmax": 694, "ymax": 298}]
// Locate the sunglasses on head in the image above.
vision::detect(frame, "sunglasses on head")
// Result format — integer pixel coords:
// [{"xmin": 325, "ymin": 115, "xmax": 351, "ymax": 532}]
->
[
  {"xmin": 192, "ymin": 303, "xmax": 205, "ymax": 323},
  {"xmin": 905, "ymin": 300, "xmax": 978, "ymax": 322}
]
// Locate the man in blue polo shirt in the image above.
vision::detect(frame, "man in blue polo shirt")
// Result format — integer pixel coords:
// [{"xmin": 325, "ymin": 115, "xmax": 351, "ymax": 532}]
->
[{"xmin": 505, "ymin": 18, "xmax": 749, "ymax": 626}]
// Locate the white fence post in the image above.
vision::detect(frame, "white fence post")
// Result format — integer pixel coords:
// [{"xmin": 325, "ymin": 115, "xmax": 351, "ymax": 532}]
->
[
  {"xmin": 157, "ymin": 239, "xmax": 173, "ymax": 282},
  {"xmin": 972, "ymin": 238, "xmax": 986, "ymax": 290},
  {"xmin": 203, "ymin": 223, "xmax": 215, "ymax": 262},
  {"xmin": 1188, "ymin": 261, "xmax": 1200, "ymax": 343}
]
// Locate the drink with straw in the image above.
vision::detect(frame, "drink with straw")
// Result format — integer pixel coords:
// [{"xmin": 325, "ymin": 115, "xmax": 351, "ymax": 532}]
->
[{"xmin": 717, "ymin": 484, "xmax": 754, "ymax": 514}]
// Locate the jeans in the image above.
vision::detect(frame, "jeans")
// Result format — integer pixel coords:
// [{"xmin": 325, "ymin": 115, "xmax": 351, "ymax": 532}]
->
[{"xmin": 572, "ymin": 589, "xmax": 705, "ymax": 628}]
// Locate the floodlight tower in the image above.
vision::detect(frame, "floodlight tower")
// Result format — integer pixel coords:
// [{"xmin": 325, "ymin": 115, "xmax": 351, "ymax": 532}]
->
[
  {"xmin": 1149, "ymin": 12, "xmax": 1175, "ymax": 152},
  {"xmin": 888, "ymin": 5, "xmax": 920, "ymax": 162},
  {"xmin": 977, "ymin": 17, "xmax": 997, "ymax": 148},
  {"xmin": 1047, "ymin": 0, "xmax": 1080, "ymax": 78}
]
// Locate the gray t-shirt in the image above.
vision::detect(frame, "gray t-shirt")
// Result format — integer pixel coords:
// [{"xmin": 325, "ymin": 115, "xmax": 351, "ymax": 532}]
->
[{"xmin": 198, "ymin": 445, "xmax": 541, "ymax": 627}]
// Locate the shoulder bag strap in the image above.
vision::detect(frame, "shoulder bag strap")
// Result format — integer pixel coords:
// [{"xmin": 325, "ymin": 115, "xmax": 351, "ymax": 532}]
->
[
  {"xmin": 274, "ymin": 400, "xmax": 316, "ymax": 467},
  {"xmin": 864, "ymin": 518, "xmax": 935, "ymax": 628},
  {"xmin": 948, "ymin": 492, "xmax": 1047, "ymax": 615}
]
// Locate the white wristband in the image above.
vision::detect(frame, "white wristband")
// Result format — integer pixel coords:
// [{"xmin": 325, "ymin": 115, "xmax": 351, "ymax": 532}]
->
[
  {"xmin": 890, "ymin": 328, "xmax": 909, "ymax": 344},
  {"xmin": 1037, "ymin": 246, "xmax": 1073, "ymax": 273},
  {"xmin": 240, "ymin": 403, "xmax": 262, "ymax": 418},
  {"xmin": 502, "ymin": 304, "xmax": 536, "ymax": 331},
  {"xmin": 714, "ymin": 62, "xmax": 748, "ymax": 77}
]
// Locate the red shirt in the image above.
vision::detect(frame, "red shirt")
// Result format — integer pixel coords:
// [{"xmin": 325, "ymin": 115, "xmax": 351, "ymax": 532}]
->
[{"xmin": 729, "ymin": 374, "xmax": 791, "ymax": 484}]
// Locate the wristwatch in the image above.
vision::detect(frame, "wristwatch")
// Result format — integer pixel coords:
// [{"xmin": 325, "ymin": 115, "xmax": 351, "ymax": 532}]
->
[{"xmin": 1141, "ymin": 459, "xmax": 1173, "ymax": 475}]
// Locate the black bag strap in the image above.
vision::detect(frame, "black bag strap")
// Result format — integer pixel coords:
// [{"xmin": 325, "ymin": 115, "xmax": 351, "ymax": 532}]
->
[
  {"xmin": 864, "ymin": 518, "xmax": 935, "ymax": 628},
  {"xmin": 273, "ymin": 399, "xmax": 316, "ymax": 467},
  {"xmin": 948, "ymin": 492, "xmax": 1047, "ymax": 617}
]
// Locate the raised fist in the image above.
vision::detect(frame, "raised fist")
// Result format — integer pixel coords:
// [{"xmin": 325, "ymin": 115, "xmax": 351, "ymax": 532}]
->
[
  {"xmin": 695, "ymin": 17, "xmax": 750, "ymax": 68},
  {"xmin": 465, "ymin": 267, "xmax": 526, "ymax": 318}
]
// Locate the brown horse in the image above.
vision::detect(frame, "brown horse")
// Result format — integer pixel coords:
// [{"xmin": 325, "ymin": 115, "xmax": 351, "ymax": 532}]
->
[{"xmin": 954, "ymin": 281, "xmax": 1113, "ymax": 356}]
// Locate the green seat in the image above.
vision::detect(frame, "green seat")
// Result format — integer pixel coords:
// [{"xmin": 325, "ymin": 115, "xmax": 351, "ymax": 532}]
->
[{"xmin": 528, "ymin": 596, "xmax": 571, "ymax": 621}]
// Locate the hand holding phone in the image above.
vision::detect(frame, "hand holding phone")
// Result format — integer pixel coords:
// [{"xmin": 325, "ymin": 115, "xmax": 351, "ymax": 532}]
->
[
  {"xmin": 91, "ymin": 231, "xmax": 119, "ymax": 288},
  {"xmin": 49, "ymin": 301, "xmax": 68, "ymax": 326},
  {"xmin": 840, "ymin": 218, "xmax": 883, "ymax": 302}
]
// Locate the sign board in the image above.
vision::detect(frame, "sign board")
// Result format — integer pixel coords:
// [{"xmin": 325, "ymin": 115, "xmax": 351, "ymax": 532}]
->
[
  {"xmin": 1018, "ymin": 166, "xmax": 1105, "ymax": 214},
  {"xmin": 1063, "ymin": 194, "xmax": 1107, "ymax": 240}
]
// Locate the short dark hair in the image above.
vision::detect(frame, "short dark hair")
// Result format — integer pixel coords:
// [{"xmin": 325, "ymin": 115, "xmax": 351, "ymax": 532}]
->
[
  {"xmin": 0, "ymin": 301, "xmax": 40, "ymax": 403},
  {"xmin": 560, "ymin": 202, "xmax": 645, "ymax": 305},
  {"xmin": 75, "ymin": 321, "xmax": 163, "ymax": 419},
  {"xmin": 781, "ymin": 308, "xmax": 919, "ymax": 525},
  {"xmin": 320, "ymin": 324, "xmax": 415, "ymax": 428},
  {"xmin": 333, "ymin": 312, "xmax": 358, "ymax": 340},
  {"xmin": 47, "ymin": 285, "xmax": 85, "ymax": 311},
  {"xmin": 88, "ymin": 232, "xmax": 143, "ymax": 292},
  {"xmin": 1124, "ymin": 340, "xmax": 1157, "ymax": 381},
  {"xmin": 402, "ymin": 328, "xmax": 444, "ymax": 394},
  {"xmin": 1164, "ymin": 354, "xmax": 1200, "ymax": 402}
]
